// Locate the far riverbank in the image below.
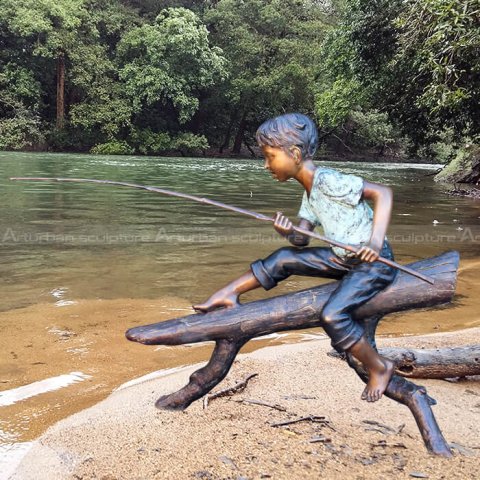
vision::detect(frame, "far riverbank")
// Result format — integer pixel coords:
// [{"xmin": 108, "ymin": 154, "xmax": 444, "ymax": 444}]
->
[{"xmin": 1, "ymin": 146, "xmax": 441, "ymax": 164}]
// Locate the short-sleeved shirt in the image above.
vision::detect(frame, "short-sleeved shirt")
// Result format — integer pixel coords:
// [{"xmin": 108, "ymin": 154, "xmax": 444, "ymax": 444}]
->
[{"xmin": 298, "ymin": 167, "xmax": 373, "ymax": 258}]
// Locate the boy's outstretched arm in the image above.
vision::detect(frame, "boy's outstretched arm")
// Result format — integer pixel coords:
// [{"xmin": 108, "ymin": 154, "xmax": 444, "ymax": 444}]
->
[
  {"xmin": 273, "ymin": 212, "xmax": 315, "ymax": 246},
  {"xmin": 358, "ymin": 181, "xmax": 393, "ymax": 262}
]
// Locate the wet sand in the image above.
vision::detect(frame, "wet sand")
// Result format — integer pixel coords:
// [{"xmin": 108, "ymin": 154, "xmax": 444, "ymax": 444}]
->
[{"xmin": 11, "ymin": 328, "xmax": 480, "ymax": 480}]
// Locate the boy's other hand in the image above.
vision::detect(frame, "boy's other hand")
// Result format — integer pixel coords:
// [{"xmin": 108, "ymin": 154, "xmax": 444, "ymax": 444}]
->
[
  {"xmin": 356, "ymin": 244, "xmax": 381, "ymax": 263},
  {"xmin": 273, "ymin": 211, "xmax": 294, "ymax": 237}
]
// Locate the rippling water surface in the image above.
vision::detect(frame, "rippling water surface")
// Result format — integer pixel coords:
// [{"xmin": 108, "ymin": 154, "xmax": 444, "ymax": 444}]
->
[{"xmin": 0, "ymin": 152, "xmax": 479, "ymax": 309}]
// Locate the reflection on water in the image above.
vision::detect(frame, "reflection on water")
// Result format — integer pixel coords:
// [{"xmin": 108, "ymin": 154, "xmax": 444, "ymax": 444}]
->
[
  {"xmin": 0, "ymin": 372, "xmax": 90, "ymax": 407},
  {"xmin": 0, "ymin": 152, "xmax": 479, "ymax": 459}
]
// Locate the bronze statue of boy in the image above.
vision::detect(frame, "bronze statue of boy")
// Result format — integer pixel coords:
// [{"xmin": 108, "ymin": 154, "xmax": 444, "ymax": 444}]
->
[{"xmin": 194, "ymin": 113, "xmax": 396, "ymax": 402}]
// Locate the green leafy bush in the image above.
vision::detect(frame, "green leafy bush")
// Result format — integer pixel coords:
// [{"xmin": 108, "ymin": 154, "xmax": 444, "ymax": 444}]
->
[
  {"xmin": 0, "ymin": 98, "xmax": 44, "ymax": 150},
  {"xmin": 315, "ymin": 79, "xmax": 363, "ymax": 130},
  {"xmin": 0, "ymin": 115, "xmax": 44, "ymax": 150},
  {"xmin": 128, "ymin": 128, "xmax": 172, "ymax": 155},
  {"xmin": 416, "ymin": 129, "xmax": 458, "ymax": 164},
  {"xmin": 90, "ymin": 140, "xmax": 134, "ymax": 155},
  {"xmin": 435, "ymin": 142, "xmax": 480, "ymax": 184},
  {"xmin": 349, "ymin": 110, "xmax": 395, "ymax": 150},
  {"xmin": 0, "ymin": 66, "xmax": 44, "ymax": 150},
  {"xmin": 47, "ymin": 126, "xmax": 100, "ymax": 152},
  {"xmin": 172, "ymin": 133, "xmax": 209, "ymax": 156}
]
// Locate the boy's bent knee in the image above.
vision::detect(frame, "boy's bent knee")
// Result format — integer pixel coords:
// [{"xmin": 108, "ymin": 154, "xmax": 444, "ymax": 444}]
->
[
  {"xmin": 320, "ymin": 305, "xmax": 345, "ymax": 333},
  {"xmin": 250, "ymin": 259, "xmax": 277, "ymax": 290},
  {"xmin": 250, "ymin": 247, "xmax": 301, "ymax": 291},
  {"xmin": 320, "ymin": 306, "xmax": 364, "ymax": 352},
  {"xmin": 320, "ymin": 306, "xmax": 339, "ymax": 327}
]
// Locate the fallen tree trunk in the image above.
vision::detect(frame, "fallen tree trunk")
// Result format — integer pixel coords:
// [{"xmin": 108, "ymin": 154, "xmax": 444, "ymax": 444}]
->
[
  {"xmin": 379, "ymin": 345, "xmax": 480, "ymax": 378},
  {"xmin": 127, "ymin": 251, "xmax": 459, "ymax": 346},
  {"xmin": 126, "ymin": 251, "xmax": 460, "ymax": 457}
]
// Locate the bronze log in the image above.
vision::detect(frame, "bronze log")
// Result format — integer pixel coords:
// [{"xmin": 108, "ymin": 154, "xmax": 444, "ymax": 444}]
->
[
  {"xmin": 379, "ymin": 345, "xmax": 480, "ymax": 378},
  {"xmin": 127, "ymin": 251, "xmax": 458, "ymax": 346}
]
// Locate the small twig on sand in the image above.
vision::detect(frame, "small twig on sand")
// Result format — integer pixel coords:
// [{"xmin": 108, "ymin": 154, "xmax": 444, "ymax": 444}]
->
[
  {"xmin": 203, "ymin": 373, "xmax": 258, "ymax": 409},
  {"xmin": 271, "ymin": 415, "xmax": 326, "ymax": 427},
  {"xmin": 370, "ymin": 440, "xmax": 388, "ymax": 448},
  {"xmin": 270, "ymin": 415, "xmax": 336, "ymax": 432},
  {"xmin": 309, "ymin": 435, "xmax": 331, "ymax": 443},
  {"xmin": 449, "ymin": 442, "xmax": 477, "ymax": 457},
  {"xmin": 281, "ymin": 394, "xmax": 317, "ymax": 400},
  {"xmin": 235, "ymin": 398, "xmax": 287, "ymax": 411},
  {"xmin": 397, "ymin": 423, "xmax": 406, "ymax": 434},
  {"xmin": 362, "ymin": 420, "xmax": 397, "ymax": 434},
  {"xmin": 365, "ymin": 427, "xmax": 390, "ymax": 434}
]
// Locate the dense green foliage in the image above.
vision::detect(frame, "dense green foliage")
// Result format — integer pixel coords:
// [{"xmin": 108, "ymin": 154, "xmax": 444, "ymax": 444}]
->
[
  {"xmin": 0, "ymin": 0, "xmax": 478, "ymax": 160},
  {"xmin": 318, "ymin": 0, "xmax": 480, "ymax": 158}
]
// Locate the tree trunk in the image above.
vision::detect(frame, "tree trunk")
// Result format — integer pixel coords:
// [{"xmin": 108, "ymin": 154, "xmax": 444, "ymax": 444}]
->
[
  {"xmin": 232, "ymin": 111, "xmax": 247, "ymax": 155},
  {"xmin": 244, "ymin": 137, "xmax": 257, "ymax": 158},
  {"xmin": 378, "ymin": 345, "xmax": 480, "ymax": 378},
  {"xmin": 56, "ymin": 53, "xmax": 66, "ymax": 129},
  {"xmin": 220, "ymin": 110, "xmax": 237, "ymax": 153}
]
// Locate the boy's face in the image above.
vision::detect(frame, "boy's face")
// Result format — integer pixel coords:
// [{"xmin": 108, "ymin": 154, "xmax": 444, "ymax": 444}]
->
[{"xmin": 262, "ymin": 145, "xmax": 300, "ymax": 182}]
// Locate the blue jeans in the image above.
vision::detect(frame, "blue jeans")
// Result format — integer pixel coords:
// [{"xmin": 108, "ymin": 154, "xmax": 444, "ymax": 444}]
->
[{"xmin": 250, "ymin": 241, "xmax": 397, "ymax": 351}]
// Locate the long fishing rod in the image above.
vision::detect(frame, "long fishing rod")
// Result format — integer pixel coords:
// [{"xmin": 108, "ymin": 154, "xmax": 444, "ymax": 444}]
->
[{"xmin": 10, "ymin": 177, "xmax": 435, "ymax": 284}]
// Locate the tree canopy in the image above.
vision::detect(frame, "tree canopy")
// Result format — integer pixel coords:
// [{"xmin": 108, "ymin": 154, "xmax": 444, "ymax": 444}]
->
[{"xmin": 0, "ymin": 0, "xmax": 478, "ymax": 160}]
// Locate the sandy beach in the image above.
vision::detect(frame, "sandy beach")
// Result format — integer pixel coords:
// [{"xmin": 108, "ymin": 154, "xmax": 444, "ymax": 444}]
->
[{"xmin": 10, "ymin": 328, "xmax": 480, "ymax": 480}]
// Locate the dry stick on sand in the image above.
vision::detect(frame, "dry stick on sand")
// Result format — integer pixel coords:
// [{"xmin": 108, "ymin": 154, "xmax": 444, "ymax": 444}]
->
[
  {"xmin": 235, "ymin": 398, "xmax": 287, "ymax": 411},
  {"xmin": 309, "ymin": 436, "xmax": 332, "ymax": 444},
  {"xmin": 203, "ymin": 373, "xmax": 258, "ymax": 409},
  {"xmin": 362, "ymin": 419, "xmax": 397, "ymax": 434},
  {"xmin": 271, "ymin": 415, "xmax": 336, "ymax": 432}
]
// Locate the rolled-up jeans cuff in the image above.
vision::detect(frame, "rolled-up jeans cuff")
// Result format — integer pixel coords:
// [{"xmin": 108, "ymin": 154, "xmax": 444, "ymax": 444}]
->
[
  {"xmin": 250, "ymin": 260, "xmax": 277, "ymax": 291},
  {"xmin": 331, "ymin": 324, "xmax": 365, "ymax": 352}
]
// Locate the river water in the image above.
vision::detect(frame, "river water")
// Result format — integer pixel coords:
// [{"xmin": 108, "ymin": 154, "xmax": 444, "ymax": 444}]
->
[{"xmin": 0, "ymin": 152, "xmax": 479, "ymax": 467}]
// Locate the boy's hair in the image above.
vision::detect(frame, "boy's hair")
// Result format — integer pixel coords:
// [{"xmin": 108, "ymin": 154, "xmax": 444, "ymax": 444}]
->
[{"xmin": 256, "ymin": 113, "xmax": 318, "ymax": 160}]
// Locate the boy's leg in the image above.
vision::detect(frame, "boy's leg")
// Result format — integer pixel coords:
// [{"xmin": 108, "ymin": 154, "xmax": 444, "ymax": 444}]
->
[
  {"xmin": 320, "ymin": 243, "xmax": 397, "ymax": 401},
  {"xmin": 349, "ymin": 336, "xmax": 395, "ymax": 402},
  {"xmin": 194, "ymin": 246, "xmax": 349, "ymax": 312},
  {"xmin": 250, "ymin": 246, "xmax": 351, "ymax": 290},
  {"xmin": 193, "ymin": 270, "xmax": 260, "ymax": 312}
]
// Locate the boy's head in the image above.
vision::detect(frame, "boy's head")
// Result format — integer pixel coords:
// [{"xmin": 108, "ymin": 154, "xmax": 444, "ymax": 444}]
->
[{"xmin": 256, "ymin": 113, "xmax": 318, "ymax": 161}]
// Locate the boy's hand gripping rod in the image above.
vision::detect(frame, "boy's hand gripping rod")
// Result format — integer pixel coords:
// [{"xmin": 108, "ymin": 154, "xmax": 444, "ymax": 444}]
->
[{"xmin": 10, "ymin": 177, "xmax": 435, "ymax": 284}]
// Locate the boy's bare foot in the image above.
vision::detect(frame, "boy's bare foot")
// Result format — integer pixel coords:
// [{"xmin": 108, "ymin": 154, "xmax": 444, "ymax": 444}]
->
[
  {"xmin": 361, "ymin": 358, "xmax": 395, "ymax": 402},
  {"xmin": 192, "ymin": 290, "xmax": 239, "ymax": 313}
]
